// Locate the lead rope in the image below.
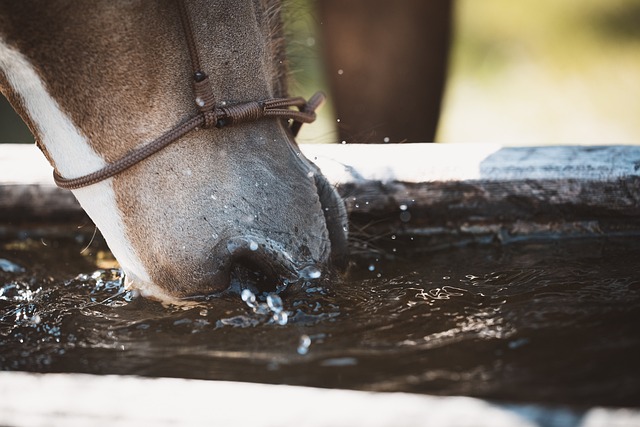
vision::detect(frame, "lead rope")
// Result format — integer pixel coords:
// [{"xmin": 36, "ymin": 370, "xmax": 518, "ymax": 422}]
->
[{"xmin": 53, "ymin": 0, "xmax": 325, "ymax": 190}]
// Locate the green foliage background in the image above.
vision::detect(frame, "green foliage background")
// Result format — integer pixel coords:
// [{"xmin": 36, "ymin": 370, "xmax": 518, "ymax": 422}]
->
[{"xmin": 2, "ymin": 0, "xmax": 640, "ymax": 144}]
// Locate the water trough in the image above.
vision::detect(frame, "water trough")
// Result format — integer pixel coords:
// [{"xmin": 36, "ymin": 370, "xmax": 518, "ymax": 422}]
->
[{"xmin": 1, "ymin": 143, "xmax": 639, "ymax": 426}]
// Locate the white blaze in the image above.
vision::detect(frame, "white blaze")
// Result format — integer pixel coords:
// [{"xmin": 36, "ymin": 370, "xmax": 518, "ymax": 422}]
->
[{"xmin": 0, "ymin": 40, "xmax": 151, "ymax": 287}]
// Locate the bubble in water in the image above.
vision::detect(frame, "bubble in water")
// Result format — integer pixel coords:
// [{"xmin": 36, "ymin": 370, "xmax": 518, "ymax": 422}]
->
[
  {"xmin": 299, "ymin": 265, "xmax": 322, "ymax": 280},
  {"xmin": 266, "ymin": 294, "xmax": 283, "ymax": 313},
  {"xmin": 297, "ymin": 334, "xmax": 311, "ymax": 355}
]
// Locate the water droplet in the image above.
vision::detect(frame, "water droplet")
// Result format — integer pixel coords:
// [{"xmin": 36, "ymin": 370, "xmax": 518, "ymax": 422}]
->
[
  {"xmin": 399, "ymin": 204, "xmax": 408, "ymax": 211},
  {"xmin": 337, "ymin": 69, "xmax": 344, "ymax": 75},
  {"xmin": 241, "ymin": 289, "xmax": 256, "ymax": 308},
  {"xmin": 273, "ymin": 311, "xmax": 288, "ymax": 325},
  {"xmin": 255, "ymin": 302, "xmax": 270, "ymax": 315},
  {"xmin": 307, "ymin": 171, "xmax": 314, "ymax": 178},
  {"xmin": 391, "ymin": 235, "xmax": 396, "ymax": 240},
  {"xmin": 341, "ymin": 140, "xmax": 347, "ymax": 144},
  {"xmin": 266, "ymin": 293, "xmax": 283, "ymax": 313},
  {"xmin": 368, "ymin": 264, "xmax": 375, "ymax": 272},
  {"xmin": 249, "ymin": 240, "xmax": 259, "ymax": 251},
  {"xmin": 297, "ymin": 334, "xmax": 311, "ymax": 355},
  {"xmin": 383, "ymin": 136, "xmax": 390, "ymax": 143},
  {"xmin": 299, "ymin": 265, "xmax": 322, "ymax": 280},
  {"xmin": 0, "ymin": 258, "xmax": 25, "ymax": 273},
  {"xmin": 195, "ymin": 97, "xmax": 205, "ymax": 107},
  {"xmin": 199, "ymin": 309, "xmax": 208, "ymax": 317}
]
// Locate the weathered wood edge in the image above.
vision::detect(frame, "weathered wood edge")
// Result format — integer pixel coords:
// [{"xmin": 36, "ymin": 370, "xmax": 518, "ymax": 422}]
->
[
  {"xmin": 0, "ymin": 371, "xmax": 638, "ymax": 427},
  {"xmin": 306, "ymin": 143, "xmax": 640, "ymax": 249},
  {"xmin": 1, "ymin": 143, "xmax": 639, "ymax": 245}
]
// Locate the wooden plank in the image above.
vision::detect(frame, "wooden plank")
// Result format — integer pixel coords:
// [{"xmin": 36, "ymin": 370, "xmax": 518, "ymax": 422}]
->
[
  {"xmin": 0, "ymin": 144, "xmax": 87, "ymax": 222},
  {"xmin": 1, "ymin": 144, "xmax": 639, "ymax": 245},
  {"xmin": 306, "ymin": 144, "xmax": 640, "ymax": 248},
  {"xmin": 1, "ymin": 371, "xmax": 638, "ymax": 427}
]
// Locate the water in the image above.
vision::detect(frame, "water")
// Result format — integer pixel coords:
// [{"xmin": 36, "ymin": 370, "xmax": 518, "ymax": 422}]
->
[{"xmin": 1, "ymin": 228, "xmax": 640, "ymax": 408}]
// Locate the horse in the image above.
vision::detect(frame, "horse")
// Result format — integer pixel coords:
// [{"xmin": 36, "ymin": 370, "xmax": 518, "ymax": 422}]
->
[{"xmin": 0, "ymin": 0, "xmax": 348, "ymax": 302}]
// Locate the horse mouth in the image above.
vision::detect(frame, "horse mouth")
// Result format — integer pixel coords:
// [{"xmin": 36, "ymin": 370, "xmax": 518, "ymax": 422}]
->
[
  {"xmin": 189, "ymin": 235, "xmax": 302, "ymax": 298},
  {"xmin": 226, "ymin": 238, "xmax": 299, "ymax": 295}
]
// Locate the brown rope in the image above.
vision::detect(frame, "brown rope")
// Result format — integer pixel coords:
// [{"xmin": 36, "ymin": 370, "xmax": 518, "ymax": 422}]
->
[{"xmin": 54, "ymin": 0, "xmax": 324, "ymax": 190}]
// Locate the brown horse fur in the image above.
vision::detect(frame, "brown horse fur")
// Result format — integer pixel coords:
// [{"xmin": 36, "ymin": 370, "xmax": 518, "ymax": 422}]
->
[{"xmin": 0, "ymin": 0, "xmax": 348, "ymax": 301}]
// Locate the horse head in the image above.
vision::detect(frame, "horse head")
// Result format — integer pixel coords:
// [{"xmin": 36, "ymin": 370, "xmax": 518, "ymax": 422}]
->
[{"xmin": 0, "ymin": 0, "xmax": 348, "ymax": 301}]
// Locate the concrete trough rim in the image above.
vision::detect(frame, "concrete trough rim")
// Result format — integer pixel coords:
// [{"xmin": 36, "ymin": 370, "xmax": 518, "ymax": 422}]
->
[{"xmin": 1, "ymin": 371, "xmax": 639, "ymax": 427}]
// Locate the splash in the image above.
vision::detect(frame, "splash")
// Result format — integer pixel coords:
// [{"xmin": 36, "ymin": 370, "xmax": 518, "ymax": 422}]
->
[{"xmin": 239, "ymin": 289, "xmax": 290, "ymax": 326}]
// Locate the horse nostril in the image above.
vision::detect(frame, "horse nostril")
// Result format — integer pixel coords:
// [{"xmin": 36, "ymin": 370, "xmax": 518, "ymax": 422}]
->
[
  {"xmin": 229, "ymin": 256, "xmax": 279, "ymax": 294},
  {"xmin": 224, "ymin": 237, "xmax": 297, "ymax": 294}
]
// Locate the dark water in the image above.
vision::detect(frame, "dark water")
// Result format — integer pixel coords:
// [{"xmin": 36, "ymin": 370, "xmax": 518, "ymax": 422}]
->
[{"xmin": 1, "ymin": 228, "xmax": 639, "ymax": 408}]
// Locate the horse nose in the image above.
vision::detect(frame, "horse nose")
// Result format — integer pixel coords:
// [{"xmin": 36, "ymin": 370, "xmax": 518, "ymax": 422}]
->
[{"xmin": 223, "ymin": 236, "xmax": 299, "ymax": 294}]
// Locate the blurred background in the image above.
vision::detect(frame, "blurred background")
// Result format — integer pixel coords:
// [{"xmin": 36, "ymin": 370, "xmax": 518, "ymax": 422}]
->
[{"xmin": 2, "ymin": 0, "xmax": 640, "ymax": 145}]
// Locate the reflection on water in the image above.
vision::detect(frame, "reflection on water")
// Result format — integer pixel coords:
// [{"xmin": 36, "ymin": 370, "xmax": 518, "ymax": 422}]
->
[{"xmin": 1, "ymin": 231, "xmax": 639, "ymax": 407}]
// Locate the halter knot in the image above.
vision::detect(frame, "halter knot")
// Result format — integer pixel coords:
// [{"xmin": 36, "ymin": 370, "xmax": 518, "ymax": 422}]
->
[
  {"xmin": 216, "ymin": 101, "xmax": 265, "ymax": 127},
  {"xmin": 52, "ymin": 0, "xmax": 325, "ymax": 190}
]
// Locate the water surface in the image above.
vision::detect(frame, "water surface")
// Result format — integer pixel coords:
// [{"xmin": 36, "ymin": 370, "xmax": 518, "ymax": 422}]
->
[{"xmin": 1, "ymin": 228, "xmax": 639, "ymax": 407}]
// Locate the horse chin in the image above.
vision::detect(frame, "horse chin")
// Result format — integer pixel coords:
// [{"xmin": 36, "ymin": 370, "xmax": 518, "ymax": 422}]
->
[{"xmin": 122, "ymin": 272, "xmax": 186, "ymax": 305}]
